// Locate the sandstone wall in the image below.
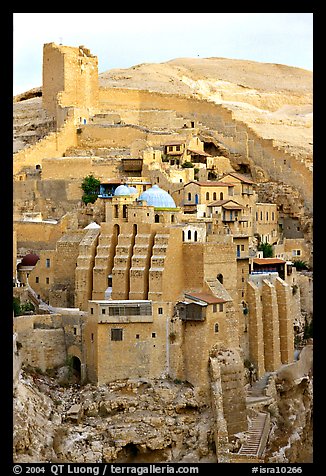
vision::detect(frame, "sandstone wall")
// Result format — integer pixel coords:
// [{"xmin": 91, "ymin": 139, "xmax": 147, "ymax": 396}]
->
[
  {"xmin": 98, "ymin": 88, "xmax": 312, "ymax": 212},
  {"xmin": 14, "ymin": 314, "xmax": 67, "ymax": 371},
  {"xmin": 13, "ymin": 113, "xmax": 78, "ymax": 176}
]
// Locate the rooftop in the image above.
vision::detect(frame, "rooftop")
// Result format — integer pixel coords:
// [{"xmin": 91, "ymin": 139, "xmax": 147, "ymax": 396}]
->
[
  {"xmin": 253, "ymin": 258, "xmax": 286, "ymax": 265},
  {"xmin": 185, "ymin": 181, "xmax": 234, "ymax": 188},
  {"xmin": 185, "ymin": 291, "xmax": 227, "ymax": 305}
]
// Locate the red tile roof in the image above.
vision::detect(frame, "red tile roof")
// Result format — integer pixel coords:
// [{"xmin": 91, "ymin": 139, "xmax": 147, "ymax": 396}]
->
[
  {"xmin": 185, "ymin": 291, "xmax": 227, "ymax": 304},
  {"xmin": 222, "ymin": 172, "xmax": 255, "ymax": 184},
  {"xmin": 253, "ymin": 258, "xmax": 286, "ymax": 265},
  {"xmin": 185, "ymin": 181, "xmax": 234, "ymax": 187},
  {"xmin": 207, "ymin": 199, "xmax": 243, "ymax": 209}
]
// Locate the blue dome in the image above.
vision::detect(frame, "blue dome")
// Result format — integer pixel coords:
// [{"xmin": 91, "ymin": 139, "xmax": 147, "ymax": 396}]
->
[
  {"xmin": 127, "ymin": 186, "xmax": 138, "ymax": 195},
  {"xmin": 114, "ymin": 185, "xmax": 132, "ymax": 196},
  {"xmin": 138, "ymin": 184, "xmax": 176, "ymax": 208}
]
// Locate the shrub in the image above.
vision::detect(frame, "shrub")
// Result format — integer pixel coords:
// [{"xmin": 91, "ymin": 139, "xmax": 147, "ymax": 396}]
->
[
  {"xmin": 81, "ymin": 175, "xmax": 100, "ymax": 205},
  {"xmin": 292, "ymin": 259, "xmax": 309, "ymax": 271},
  {"xmin": 258, "ymin": 242, "xmax": 273, "ymax": 258},
  {"xmin": 181, "ymin": 161, "xmax": 194, "ymax": 168}
]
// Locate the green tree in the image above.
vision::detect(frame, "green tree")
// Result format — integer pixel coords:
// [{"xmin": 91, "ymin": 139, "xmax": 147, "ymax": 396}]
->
[
  {"xmin": 81, "ymin": 175, "xmax": 100, "ymax": 204},
  {"xmin": 258, "ymin": 242, "xmax": 273, "ymax": 258},
  {"xmin": 181, "ymin": 161, "xmax": 194, "ymax": 168},
  {"xmin": 13, "ymin": 297, "xmax": 22, "ymax": 316}
]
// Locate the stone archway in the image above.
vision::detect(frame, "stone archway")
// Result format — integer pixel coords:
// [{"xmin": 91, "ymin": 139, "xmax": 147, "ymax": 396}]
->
[
  {"xmin": 67, "ymin": 345, "xmax": 85, "ymax": 383},
  {"xmin": 71, "ymin": 355, "xmax": 81, "ymax": 381}
]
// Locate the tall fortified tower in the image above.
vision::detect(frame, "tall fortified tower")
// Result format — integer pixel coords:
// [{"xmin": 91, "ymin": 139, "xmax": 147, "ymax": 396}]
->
[{"xmin": 42, "ymin": 42, "xmax": 99, "ymax": 118}]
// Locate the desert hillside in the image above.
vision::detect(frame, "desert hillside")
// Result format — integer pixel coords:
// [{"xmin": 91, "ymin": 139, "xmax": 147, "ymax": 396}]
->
[{"xmin": 99, "ymin": 57, "xmax": 313, "ymax": 159}]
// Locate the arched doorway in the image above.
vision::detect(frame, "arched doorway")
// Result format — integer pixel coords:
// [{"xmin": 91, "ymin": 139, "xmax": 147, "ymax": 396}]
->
[{"xmin": 71, "ymin": 355, "xmax": 81, "ymax": 382}]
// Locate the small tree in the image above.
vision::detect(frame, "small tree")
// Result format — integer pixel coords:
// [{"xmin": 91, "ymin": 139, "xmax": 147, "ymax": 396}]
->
[
  {"xmin": 181, "ymin": 161, "xmax": 194, "ymax": 168},
  {"xmin": 81, "ymin": 175, "xmax": 100, "ymax": 205},
  {"xmin": 258, "ymin": 242, "xmax": 273, "ymax": 258}
]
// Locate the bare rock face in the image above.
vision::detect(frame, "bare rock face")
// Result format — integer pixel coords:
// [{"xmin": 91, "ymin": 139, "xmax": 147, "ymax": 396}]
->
[
  {"xmin": 13, "ymin": 371, "xmax": 217, "ymax": 463},
  {"xmin": 264, "ymin": 345, "xmax": 313, "ymax": 463}
]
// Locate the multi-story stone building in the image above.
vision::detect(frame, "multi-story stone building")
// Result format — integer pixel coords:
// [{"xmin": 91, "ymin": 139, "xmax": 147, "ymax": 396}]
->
[{"xmin": 13, "ymin": 42, "xmax": 308, "ymax": 460}]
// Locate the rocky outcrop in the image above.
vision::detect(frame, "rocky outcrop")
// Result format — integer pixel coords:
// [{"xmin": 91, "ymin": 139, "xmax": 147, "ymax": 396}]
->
[
  {"xmin": 264, "ymin": 345, "xmax": 313, "ymax": 463},
  {"xmin": 13, "ymin": 371, "xmax": 217, "ymax": 463}
]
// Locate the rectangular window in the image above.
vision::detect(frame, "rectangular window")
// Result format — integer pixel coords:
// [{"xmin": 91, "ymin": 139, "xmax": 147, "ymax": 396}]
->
[
  {"xmin": 102, "ymin": 308, "xmax": 106, "ymax": 314},
  {"xmin": 152, "ymin": 333, "xmax": 156, "ymax": 338},
  {"xmin": 241, "ymin": 244, "xmax": 245, "ymax": 251},
  {"xmin": 158, "ymin": 307, "xmax": 163, "ymax": 315},
  {"xmin": 136, "ymin": 334, "xmax": 140, "ymax": 339},
  {"xmin": 90, "ymin": 307, "xmax": 94, "ymax": 315},
  {"xmin": 91, "ymin": 333, "xmax": 94, "ymax": 343},
  {"xmin": 46, "ymin": 258, "xmax": 51, "ymax": 268},
  {"xmin": 219, "ymin": 303, "xmax": 224, "ymax": 312},
  {"xmin": 213, "ymin": 304, "xmax": 217, "ymax": 313},
  {"xmin": 46, "ymin": 277, "xmax": 50, "ymax": 284},
  {"xmin": 35, "ymin": 277, "xmax": 39, "ymax": 283},
  {"xmin": 111, "ymin": 328, "xmax": 123, "ymax": 341}
]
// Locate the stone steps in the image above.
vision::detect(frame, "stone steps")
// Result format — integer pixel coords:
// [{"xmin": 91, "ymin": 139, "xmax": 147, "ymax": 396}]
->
[{"xmin": 238, "ymin": 413, "xmax": 269, "ymax": 457}]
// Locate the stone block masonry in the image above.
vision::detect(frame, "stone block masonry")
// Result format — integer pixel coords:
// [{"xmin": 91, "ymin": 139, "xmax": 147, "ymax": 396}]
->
[{"xmin": 246, "ymin": 275, "xmax": 294, "ymax": 376}]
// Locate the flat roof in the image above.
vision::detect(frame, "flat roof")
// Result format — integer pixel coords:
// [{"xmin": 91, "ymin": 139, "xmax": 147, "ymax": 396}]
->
[
  {"xmin": 89, "ymin": 300, "xmax": 152, "ymax": 304},
  {"xmin": 253, "ymin": 258, "xmax": 286, "ymax": 265}
]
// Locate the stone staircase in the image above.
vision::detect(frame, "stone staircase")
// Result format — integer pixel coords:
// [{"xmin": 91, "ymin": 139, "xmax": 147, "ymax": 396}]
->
[{"xmin": 238, "ymin": 412, "xmax": 270, "ymax": 457}]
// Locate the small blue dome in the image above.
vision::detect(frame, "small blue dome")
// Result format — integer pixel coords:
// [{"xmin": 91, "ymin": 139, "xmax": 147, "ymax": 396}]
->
[
  {"xmin": 138, "ymin": 184, "xmax": 176, "ymax": 208},
  {"xmin": 114, "ymin": 184, "xmax": 131, "ymax": 196},
  {"xmin": 128, "ymin": 186, "xmax": 138, "ymax": 195}
]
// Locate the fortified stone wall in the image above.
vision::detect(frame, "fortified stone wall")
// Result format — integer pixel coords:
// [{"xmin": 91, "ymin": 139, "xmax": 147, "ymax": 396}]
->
[
  {"xmin": 98, "ymin": 88, "xmax": 312, "ymax": 212},
  {"xmin": 13, "ymin": 112, "xmax": 78, "ymax": 176}
]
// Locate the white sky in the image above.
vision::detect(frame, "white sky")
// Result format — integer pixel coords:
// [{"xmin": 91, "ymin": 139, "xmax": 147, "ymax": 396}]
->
[{"xmin": 13, "ymin": 12, "xmax": 313, "ymax": 96}]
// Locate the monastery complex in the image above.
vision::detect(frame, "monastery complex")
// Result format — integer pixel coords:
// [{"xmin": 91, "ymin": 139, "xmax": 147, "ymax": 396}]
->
[{"xmin": 13, "ymin": 43, "xmax": 313, "ymax": 463}]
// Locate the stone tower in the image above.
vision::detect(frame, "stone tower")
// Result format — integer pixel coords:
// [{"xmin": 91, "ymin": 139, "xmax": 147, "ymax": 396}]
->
[{"xmin": 42, "ymin": 42, "xmax": 99, "ymax": 118}]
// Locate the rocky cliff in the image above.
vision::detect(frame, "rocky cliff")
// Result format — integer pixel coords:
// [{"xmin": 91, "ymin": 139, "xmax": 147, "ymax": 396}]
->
[{"xmin": 13, "ymin": 370, "xmax": 216, "ymax": 463}]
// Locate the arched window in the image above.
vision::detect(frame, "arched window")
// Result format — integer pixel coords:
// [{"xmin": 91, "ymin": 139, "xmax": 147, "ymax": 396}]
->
[
  {"xmin": 206, "ymin": 192, "xmax": 210, "ymax": 200},
  {"xmin": 194, "ymin": 231, "xmax": 198, "ymax": 242},
  {"xmin": 171, "ymin": 214, "xmax": 175, "ymax": 223},
  {"xmin": 214, "ymin": 323, "xmax": 219, "ymax": 333},
  {"xmin": 188, "ymin": 192, "xmax": 192, "ymax": 201},
  {"xmin": 187, "ymin": 230, "xmax": 191, "ymax": 240},
  {"xmin": 155, "ymin": 214, "xmax": 160, "ymax": 223},
  {"xmin": 213, "ymin": 192, "xmax": 217, "ymax": 200},
  {"xmin": 219, "ymin": 192, "xmax": 224, "ymax": 200},
  {"xmin": 217, "ymin": 273, "xmax": 223, "ymax": 284}
]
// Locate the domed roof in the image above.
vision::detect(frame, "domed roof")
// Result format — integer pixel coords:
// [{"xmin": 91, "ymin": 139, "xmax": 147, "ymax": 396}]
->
[
  {"xmin": 127, "ymin": 186, "xmax": 138, "ymax": 195},
  {"xmin": 138, "ymin": 184, "xmax": 176, "ymax": 208},
  {"xmin": 20, "ymin": 253, "xmax": 40, "ymax": 267},
  {"xmin": 114, "ymin": 184, "xmax": 132, "ymax": 196}
]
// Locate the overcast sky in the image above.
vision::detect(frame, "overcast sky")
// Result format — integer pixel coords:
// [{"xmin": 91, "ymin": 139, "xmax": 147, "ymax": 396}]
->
[{"xmin": 13, "ymin": 12, "xmax": 313, "ymax": 96}]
